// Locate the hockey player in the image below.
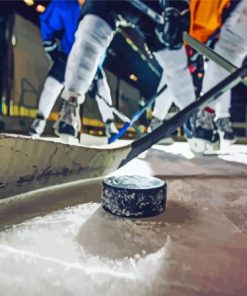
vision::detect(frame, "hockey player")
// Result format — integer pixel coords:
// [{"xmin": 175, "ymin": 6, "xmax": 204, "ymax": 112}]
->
[
  {"xmin": 54, "ymin": 0, "xmax": 196, "ymax": 141},
  {"xmin": 188, "ymin": 0, "xmax": 247, "ymax": 153},
  {"xmin": 30, "ymin": 0, "xmax": 118, "ymax": 139},
  {"xmin": 149, "ymin": 0, "xmax": 233, "ymax": 148}
]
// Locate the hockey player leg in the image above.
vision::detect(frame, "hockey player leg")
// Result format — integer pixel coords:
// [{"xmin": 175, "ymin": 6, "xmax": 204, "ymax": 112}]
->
[
  {"xmin": 55, "ymin": 14, "xmax": 114, "ymax": 141},
  {"xmin": 30, "ymin": 76, "xmax": 63, "ymax": 137},
  {"xmin": 150, "ymin": 68, "xmax": 173, "ymax": 125},
  {"xmin": 155, "ymin": 46, "xmax": 196, "ymax": 110},
  {"xmin": 95, "ymin": 96, "xmax": 118, "ymax": 140},
  {"xmin": 154, "ymin": 46, "xmax": 195, "ymax": 145},
  {"xmin": 203, "ymin": 1, "xmax": 247, "ymax": 147},
  {"xmin": 94, "ymin": 75, "xmax": 118, "ymax": 140},
  {"xmin": 184, "ymin": 107, "xmax": 220, "ymax": 155},
  {"xmin": 149, "ymin": 88, "xmax": 174, "ymax": 144},
  {"xmin": 148, "ymin": 53, "xmax": 174, "ymax": 144}
]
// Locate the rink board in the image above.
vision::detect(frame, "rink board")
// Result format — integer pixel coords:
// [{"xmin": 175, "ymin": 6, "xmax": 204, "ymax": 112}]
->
[{"xmin": 0, "ymin": 133, "xmax": 131, "ymax": 199}]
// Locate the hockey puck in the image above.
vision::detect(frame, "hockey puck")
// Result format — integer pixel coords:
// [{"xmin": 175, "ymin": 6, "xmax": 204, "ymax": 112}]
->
[{"xmin": 101, "ymin": 175, "xmax": 167, "ymax": 218}]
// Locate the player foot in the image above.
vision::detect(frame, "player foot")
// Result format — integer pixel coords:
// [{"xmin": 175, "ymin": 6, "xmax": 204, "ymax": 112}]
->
[
  {"xmin": 216, "ymin": 117, "xmax": 236, "ymax": 144},
  {"xmin": 54, "ymin": 97, "xmax": 81, "ymax": 142},
  {"xmin": 105, "ymin": 119, "xmax": 118, "ymax": 143},
  {"xmin": 29, "ymin": 114, "xmax": 47, "ymax": 137},
  {"xmin": 184, "ymin": 108, "xmax": 220, "ymax": 154}
]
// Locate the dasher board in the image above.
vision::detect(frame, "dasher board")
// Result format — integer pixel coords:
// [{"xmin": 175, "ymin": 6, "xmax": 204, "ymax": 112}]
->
[{"xmin": 0, "ymin": 133, "xmax": 131, "ymax": 199}]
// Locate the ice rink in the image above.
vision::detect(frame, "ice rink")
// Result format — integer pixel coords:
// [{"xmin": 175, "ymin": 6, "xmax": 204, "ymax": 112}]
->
[{"xmin": 0, "ymin": 141, "xmax": 247, "ymax": 296}]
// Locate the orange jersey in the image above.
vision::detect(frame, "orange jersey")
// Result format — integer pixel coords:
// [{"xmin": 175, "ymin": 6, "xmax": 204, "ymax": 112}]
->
[{"xmin": 189, "ymin": 0, "xmax": 230, "ymax": 43}]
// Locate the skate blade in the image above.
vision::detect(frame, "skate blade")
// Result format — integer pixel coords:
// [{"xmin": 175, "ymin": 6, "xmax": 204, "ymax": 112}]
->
[
  {"xmin": 187, "ymin": 138, "xmax": 220, "ymax": 156},
  {"xmin": 60, "ymin": 134, "xmax": 79, "ymax": 145},
  {"xmin": 29, "ymin": 134, "xmax": 41, "ymax": 139},
  {"xmin": 53, "ymin": 123, "xmax": 79, "ymax": 145},
  {"xmin": 54, "ymin": 130, "xmax": 79, "ymax": 145}
]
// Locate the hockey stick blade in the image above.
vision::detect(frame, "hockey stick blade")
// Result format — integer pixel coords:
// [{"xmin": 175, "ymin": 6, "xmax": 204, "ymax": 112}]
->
[
  {"xmin": 119, "ymin": 64, "xmax": 247, "ymax": 167},
  {"xmin": 184, "ymin": 32, "xmax": 247, "ymax": 86},
  {"xmin": 108, "ymin": 84, "xmax": 168, "ymax": 143}
]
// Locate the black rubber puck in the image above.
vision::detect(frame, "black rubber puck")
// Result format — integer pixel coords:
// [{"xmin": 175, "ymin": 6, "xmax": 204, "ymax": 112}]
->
[{"xmin": 101, "ymin": 175, "xmax": 167, "ymax": 218}]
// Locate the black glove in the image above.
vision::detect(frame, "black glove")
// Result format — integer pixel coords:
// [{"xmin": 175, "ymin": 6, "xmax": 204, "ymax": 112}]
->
[
  {"xmin": 156, "ymin": 0, "xmax": 190, "ymax": 50},
  {"xmin": 43, "ymin": 39, "xmax": 58, "ymax": 61}
]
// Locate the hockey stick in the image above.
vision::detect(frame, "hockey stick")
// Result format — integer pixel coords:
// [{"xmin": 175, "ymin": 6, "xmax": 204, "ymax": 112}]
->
[
  {"xmin": 96, "ymin": 92, "xmax": 146, "ymax": 137},
  {"xmin": 119, "ymin": 63, "xmax": 247, "ymax": 167},
  {"xmin": 184, "ymin": 32, "xmax": 247, "ymax": 87},
  {"xmin": 96, "ymin": 92, "xmax": 130, "ymax": 123},
  {"xmin": 127, "ymin": 0, "xmax": 189, "ymax": 26},
  {"xmin": 127, "ymin": 0, "xmax": 164, "ymax": 25},
  {"xmin": 108, "ymin": 83, "xmax": 168, "ymax": 143}
]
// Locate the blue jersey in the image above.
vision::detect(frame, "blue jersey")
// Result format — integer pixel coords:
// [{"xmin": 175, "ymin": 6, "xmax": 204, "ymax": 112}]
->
[{"xmin": 40, "ymin": 0, "xmax": 80, "ymax": 55}]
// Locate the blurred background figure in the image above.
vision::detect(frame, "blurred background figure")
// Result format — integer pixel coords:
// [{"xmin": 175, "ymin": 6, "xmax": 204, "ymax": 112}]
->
[
  {"xmin": 55, "ymin": 0, "xmax": 197, "ymax": 143},
  {"xmin": 30, "ymin": 0, "xmax": 118, "ymax": 141},
  {"xmin": 186, "ymin": 0, "xmax": 247, "ymax": 153},
  {"xmin": 150, "ymin": 0, "xmax": 233, "ymax": 149}
]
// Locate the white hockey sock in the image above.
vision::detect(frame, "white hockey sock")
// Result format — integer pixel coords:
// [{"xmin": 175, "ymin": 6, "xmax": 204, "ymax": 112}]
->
[
  {"xmin": 95, "ymin": 75, "xmax": 114, "ymax": 122},
  {"xmin": 64, "ymin": 15, "xmax": 114, "ymax": 104},
  {"xmin": 95, "ymin": 95, "xmax": 114, "ymax": 123},
  {"xmin": 205, "ymin": 0, "xmax": 247, "ymax": 119},
  {"xmin": 152, "ymin": 75, "xmax": 173, "ymax": 121},
  {"xmin": 38, "ymin": 76, "xmax": 64, "ymax": 119},
  {"xmin": 154, "ymin": 46, "xmax": 196, "ymax": 111}
]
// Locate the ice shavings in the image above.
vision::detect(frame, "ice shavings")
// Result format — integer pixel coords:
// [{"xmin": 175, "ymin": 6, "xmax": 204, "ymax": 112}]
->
[{"xmin": 0, "ymin": 202, "xmax": 173, "ymax": 296}]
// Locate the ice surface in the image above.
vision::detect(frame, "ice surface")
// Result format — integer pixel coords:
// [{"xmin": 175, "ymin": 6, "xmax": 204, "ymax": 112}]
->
[
  {"xmin": 0, "ymin": 142, "xmax": 247, "ymax": 295},
  {"xmin": 0, "ymin": 203, "xmax": 171, "ymax": 296}
]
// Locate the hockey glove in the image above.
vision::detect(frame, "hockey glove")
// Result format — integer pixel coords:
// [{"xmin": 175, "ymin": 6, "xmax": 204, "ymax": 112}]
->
[
  {"xmin": 156, "ymin": 0, "xmax": 190, "ymax": 50},
  {"xmin": 43, "ymin": 39, "xmax": 58, "ymax": 61}
]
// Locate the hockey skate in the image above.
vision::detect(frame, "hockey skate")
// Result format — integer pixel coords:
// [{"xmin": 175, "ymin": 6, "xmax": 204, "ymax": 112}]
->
[
  {"xmin": 54, "ymin": 97, "xmax": 81, "ymax": 144},
  {"xmin": 216, "ymin": 117, "xmax": 236, "ymax": 143},
  {"xmin": 105, "ymin": 120, "xmax": 118, "ymax": 144},
  {"xmin": 184, "ymin": 109, "xmax": 220, "ymax": 155},
  {"xmin": 29, "ymin": 114, "xmax": 47, "ymax": 138},
  {"xmin": 148, "ymin": 117, "xmax": 174, "ymax": 145}
]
